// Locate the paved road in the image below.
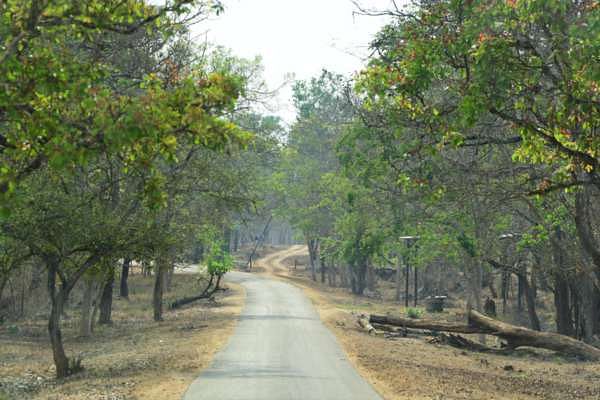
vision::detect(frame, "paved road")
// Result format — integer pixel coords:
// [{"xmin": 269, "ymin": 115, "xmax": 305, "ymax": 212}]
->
[{"xmin": 182, "ymin": 250, "xmax": 382, "ymax": 400}]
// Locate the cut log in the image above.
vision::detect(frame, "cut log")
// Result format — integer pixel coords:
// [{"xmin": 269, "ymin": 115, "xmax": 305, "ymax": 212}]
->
[
  {"xmin": 357, "ymin": 314, "xmax": 379, "ymax": 335},
  {"xmin": 468, "ymin": 310, "xmax": 600, "ymax": 361},
  {"xmin": 370, "ymin": 314, "xmax": 490, "ymax": 334}
]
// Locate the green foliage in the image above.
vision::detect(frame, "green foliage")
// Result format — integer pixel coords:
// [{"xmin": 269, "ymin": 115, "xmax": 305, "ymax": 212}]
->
[
  {"xmin": 198, "ymin": 227, "xmax": 234, "ymax": 275},
  {"xmin": 0, "ymin": 1, "xmax": 248, "ymax": 209},
  {"xmin": 406, "ymin": 307, "xmax": 424, "ymax": 319},
  {"xmin": 357, "ymin": 0, "xmax": 600, "ymax": 193}
]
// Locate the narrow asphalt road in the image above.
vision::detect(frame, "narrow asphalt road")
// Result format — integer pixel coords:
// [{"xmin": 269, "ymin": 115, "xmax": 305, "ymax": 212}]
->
[{"xmin": 182, "ymin": 248, "xmax": 382, "ymax": 400}]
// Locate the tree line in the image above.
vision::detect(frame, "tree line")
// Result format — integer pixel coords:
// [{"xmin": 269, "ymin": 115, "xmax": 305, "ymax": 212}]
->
[
  {"xmin": 276, "ymin": 0, "xmax": 600, "ymax": 346},
  {"xmin": 0, "ymin": 0, "xmax": 282, "ymax": 379}
]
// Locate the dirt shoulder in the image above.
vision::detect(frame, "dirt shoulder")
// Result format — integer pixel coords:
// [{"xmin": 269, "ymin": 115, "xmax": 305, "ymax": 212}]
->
[
  {"xmin": 0, "ymin": 274, "xmax": 245, "ymax": 400},
  {"xmin": 255, "ymin": 246, "xmax": 600, "ymax": 400}
]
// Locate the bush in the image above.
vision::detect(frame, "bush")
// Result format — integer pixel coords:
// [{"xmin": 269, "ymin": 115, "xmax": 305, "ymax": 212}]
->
[{"xmin": 406, "ymin": 307, "xmax": 424, "ymax": 319}]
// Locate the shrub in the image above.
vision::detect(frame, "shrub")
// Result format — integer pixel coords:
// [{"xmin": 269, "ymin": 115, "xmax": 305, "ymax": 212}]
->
[{"xmin": 406, "ymin": 307, "xmax": 424, "ymax": 319}]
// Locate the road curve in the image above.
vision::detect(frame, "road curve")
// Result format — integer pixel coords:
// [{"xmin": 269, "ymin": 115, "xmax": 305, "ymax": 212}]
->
[{"xmin": 182, "ymin": 250, "xmax": 382, "ymax": 400}]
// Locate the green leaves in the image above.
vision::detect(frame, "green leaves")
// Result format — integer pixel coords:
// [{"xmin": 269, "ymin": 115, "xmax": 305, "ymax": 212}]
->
[{"xmin": 0, "ymin": 1, "xmax": 242, "ymax": 208}]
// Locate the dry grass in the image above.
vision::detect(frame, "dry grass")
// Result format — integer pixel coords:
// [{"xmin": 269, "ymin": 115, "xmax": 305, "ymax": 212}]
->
[
  {"xmin": 0, "ymin": 274, "xmax": 245, "ymax": 400},
  {"xmin": 256, "ymin": 247, "xmax": 600, "ymax": 400}
]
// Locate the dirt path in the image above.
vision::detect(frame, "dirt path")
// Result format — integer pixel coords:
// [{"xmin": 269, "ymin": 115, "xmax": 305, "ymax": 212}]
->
[{"xmin": 253, "ymin": 244, "xmax": 307, "ymax": 276}]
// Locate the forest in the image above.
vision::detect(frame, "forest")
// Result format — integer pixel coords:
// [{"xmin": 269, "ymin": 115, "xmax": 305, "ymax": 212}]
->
[{"xmin": 1, "ymin": 1, "xmax": 599, "ymax": 399}]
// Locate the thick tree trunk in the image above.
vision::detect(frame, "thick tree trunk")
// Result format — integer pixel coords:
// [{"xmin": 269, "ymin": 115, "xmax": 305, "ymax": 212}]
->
[
  {"xmin": 320, "ymin": 256, "xmax": 326, "ymax": 284},
  {"xmin": 370, "ymin": 310, "xmax": 600, "ymax": 360},
  {"xmin": 468, "ymin": 310, "xmax": 600, "ymax": 360},
  {"xmin": 119, "ymin": 258, "xmax": 130, "ymax": 299},
  {"xmin": 47, "ymin": 261, "xmax": 70, "ymax": 378},
  {"xmin": 98, "ymin": 269, "xmax": 114, "ymax": 325},
  {"xmin": 351, "ymin": 263, "xmax": 367, "ymax": 295},
  {"xmin": 554, "ymin": 275, "xmax": 574, "ymax": 336}
]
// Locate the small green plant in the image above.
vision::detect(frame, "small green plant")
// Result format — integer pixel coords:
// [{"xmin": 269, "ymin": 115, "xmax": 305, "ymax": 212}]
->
[{"xmin": 406, "ymin": 307, "xmax": 424, "ymax": 319}]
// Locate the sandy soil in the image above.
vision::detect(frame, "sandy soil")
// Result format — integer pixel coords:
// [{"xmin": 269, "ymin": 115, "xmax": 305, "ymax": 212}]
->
[
  {"xmin": 253, "ymin": 246, "xmax": 600, "ymax": 400},
  {"xmin": 0, "ymin": 274, "xmax": 245, "ymax": 400}
]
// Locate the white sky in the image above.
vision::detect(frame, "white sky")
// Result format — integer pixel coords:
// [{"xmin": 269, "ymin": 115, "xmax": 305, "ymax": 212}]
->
[{"xmin": 197, "ymin": 0, "xmax": 391, "ymax": 124}]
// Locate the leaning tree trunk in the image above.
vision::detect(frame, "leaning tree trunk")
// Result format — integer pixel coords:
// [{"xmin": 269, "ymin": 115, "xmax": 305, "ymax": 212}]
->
[
  {"xmin": 98, "ymin": 268, "xmax": 114, "ymax": 325},
  {"xmin": 47, "ymin": 260, "xmax": 71, "ymax": 378},
  {"xmin": 120, "ymin": 258, "xmax": 131, "ymax": 299}
]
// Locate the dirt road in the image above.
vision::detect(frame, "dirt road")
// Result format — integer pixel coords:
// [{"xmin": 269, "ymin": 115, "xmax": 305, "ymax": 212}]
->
[{"xmin": 182, "ymin": 246, "xmax": 381, "ymax": 400}]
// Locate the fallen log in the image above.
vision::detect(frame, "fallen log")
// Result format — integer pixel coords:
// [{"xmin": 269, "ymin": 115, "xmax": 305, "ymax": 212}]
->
[
  {"xmin": 369, "ymin": 311, "xmax": 600, "ymax": 360},
  {"xmin": 370, "ymin": 314, "xmax": 490, "ymax": 334},
  {"xmin": 170, "ymin": 274, "xmax": 222, "ymax": 310},
  {"xmin": 430, "ymin": 333, "xmax": 508, "ymax": 354},
  {"xmin": 468, "ymin": 310, "xmax": 600, "ymax": 361}
]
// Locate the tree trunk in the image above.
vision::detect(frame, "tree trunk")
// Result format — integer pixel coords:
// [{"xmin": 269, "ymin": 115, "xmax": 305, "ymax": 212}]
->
[
  {"xmin": 521, "ymin": 273, "xmax": 541, "ymax": 331},
  {"xmin": 369, "ymin": 310, "xmax": 600, "ymax": 360},
  {"xmin": 468, "ymin": 310, "xmax": 600, "ymax": 360},
  {"xmin": 351, "ymin": 263, "xmax": 367, "ymax": 295},
  {"xmin": 395, "ymin": 255, "xmax": 402, "ymax": 302},
  {"xmin": 366, "ymin": 264, "xmax": 376, "ymax": 292},
  {"xmin": 340, "ymin": 264, "xmax": 349, "ymax": 288},
  {"xmin": 170, "ymin": 273, "xmax": 218, "ymax": 309},
  {"xmin": 79, "ymin": 279, "xmax": 97, "ymax": 337},
  {"xmin": 153, "ymin": 260, "xmax": 166, "ymax": 321},
  {"xmin": 98, "ymin": 269, "xmax": 114, "ymax": 325},
  {"xmin": 320, "ymin": 255, "xmax": 326, "ymax": 284},
  {"xmin": 29, "ymin": 260, "xmax": 44, "ymax": 291},
  {"xmin": 119, "ymin": 258, "xmax": 130, "ymax": 299},
  {"xmin": 413, "ymin": 266, "xmax": 418, "ymax": 306},
  {"xmin": 575, "ymin": 188, "xmax": 600, "ymax": 282},
  {"xmin": 166, "ymin": 264, "xmax": 174, "ymax": 291},
  {"xmin": 554, "ymin": 274, "xmax": 574, "ymax": 336},
  {"xmin": 307, "ymin": 238, "xmax": 318, "ymax": 282},
  {"xmin": 405, "ymin": 262, "xmax": 410, "ymax": 307},
  {"xmin": 47, "ymin": 260, "xmax": 70, "ymax": 378}
]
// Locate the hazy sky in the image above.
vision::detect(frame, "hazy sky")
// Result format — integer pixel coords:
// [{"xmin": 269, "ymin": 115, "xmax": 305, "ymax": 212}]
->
[{"xmin": 198, "ymin": 0, "xmax": 390, "ymax": 123}]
